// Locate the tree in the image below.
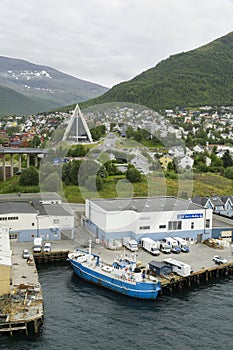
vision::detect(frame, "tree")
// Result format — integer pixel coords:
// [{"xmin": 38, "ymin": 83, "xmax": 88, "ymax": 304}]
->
[
  {"xmin": 126, "ymin": 126, "xmax": 134, "ymax": 139},
  {"xmin": 70, "ymin": 160, "xmax": 81, "ymax": 185},
  {"xmin": 40, "ymin": 173, "xmax": 61, "ymax": 192},
  {"xmin": 19, "ymin": 166, "xmax": 39, "ymax": 186},
  {"xmin": 85, "ymin": 175, "xmax": 103, "ymax": 191},
  {"xmin": 126, "ymin": 165, "xmax": 142, "ymax": 183},
  {"xmin": 222, "ymin": 150, "xmax": 233, "ymax": 168},
  {"xmin": 68, "ymin": 144, "xmax": 87, "ymax": 157},
  {"xmin": 224, "ymin": 166, "xmax": 233, "ymax": 179},
  {"xmin": 28, "ymin": 136, "xmax": 41, "ymax": 148},
  {"xmin": 104, "ymin": 160, "xmax": 119, "ymax": 176},
  {"xmin": 78, "ymin": 160, "xmax": 100, "ymax": 185}
]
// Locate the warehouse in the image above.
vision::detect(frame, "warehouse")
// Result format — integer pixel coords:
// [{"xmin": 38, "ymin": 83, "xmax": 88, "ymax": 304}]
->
[
  {"xmin": 0, "ymin": 200, "xmax": 74, "ymax": 242},
  {"xmin": 84, "ymin": 196, "xmax": 212, "ymax": 246}
]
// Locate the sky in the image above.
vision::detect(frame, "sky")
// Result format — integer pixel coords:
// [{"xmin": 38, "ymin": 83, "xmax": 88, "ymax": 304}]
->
[{"xmin": 0, "ymin": 0, "xmax": 233, "ymax": 88}]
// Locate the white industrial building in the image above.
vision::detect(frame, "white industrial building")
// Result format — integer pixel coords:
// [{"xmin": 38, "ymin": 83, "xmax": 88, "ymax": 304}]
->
[
  {"xmin": 0, "ymin": 193, "xmax": 74, "ymax": 242},
  {"xmin": 84, "ymin": 196, "xmax": 213, "ymax": 246}
]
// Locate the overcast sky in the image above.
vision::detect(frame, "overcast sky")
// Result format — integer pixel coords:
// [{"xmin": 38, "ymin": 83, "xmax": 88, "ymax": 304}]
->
[{"xmin": 0, "ymin": 0, "xmax": 232, "ymax": 88}]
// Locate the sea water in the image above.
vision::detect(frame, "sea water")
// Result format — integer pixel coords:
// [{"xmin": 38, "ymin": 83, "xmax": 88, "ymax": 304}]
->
[{"xmin": 0, "ymin": 263, "xmax": 232, "ymax": 350}]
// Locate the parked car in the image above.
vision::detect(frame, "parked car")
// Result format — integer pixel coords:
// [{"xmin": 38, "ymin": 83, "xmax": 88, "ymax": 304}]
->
[
  {"xmin": 22, "ymin": 249, "xmax": 30, "ymax": 259},
  {"xmin": 44, "ymin": 243, "xmax": 51, "ymax": 252},
  {"xmin": 213, "ymin": 255, "xmax": 228, "ymax": 265},
  {"xmin": 171, "ymin": 246, "xmax": 181, "ymax": 254},
  {"xmin": 181, "ymin": 245, "xmax": 190, "ymax": 253}
]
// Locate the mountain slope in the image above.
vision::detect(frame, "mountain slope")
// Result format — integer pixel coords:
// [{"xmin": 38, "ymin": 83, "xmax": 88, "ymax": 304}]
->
[
  {"xmin": 0, "ymin": 85, "xmax": 60, "ymax": 115},
  {"xmin": 0, "ymin": 56, "xmax": 108, "ymax": 114},
  {"xmin": 78, "ymin": 31, "xmax": 233, "ymax": 111}
]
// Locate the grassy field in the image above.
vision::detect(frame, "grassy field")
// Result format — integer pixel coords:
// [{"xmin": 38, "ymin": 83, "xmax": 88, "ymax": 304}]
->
[{"xmin": 0, "ymin": 172, "xmax": 232, "ymax": 203}]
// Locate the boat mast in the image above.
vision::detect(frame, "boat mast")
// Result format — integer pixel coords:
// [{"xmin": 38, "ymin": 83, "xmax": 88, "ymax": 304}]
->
[{"xmin": 88, "ymin": 238, "xmax": 92, "ymax": 255}]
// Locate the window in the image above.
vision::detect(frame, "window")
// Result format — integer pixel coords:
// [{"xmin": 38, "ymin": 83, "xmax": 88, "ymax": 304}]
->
[
  {"xmin": 206, "ymin": 219, "xmax": 210, "ymax": 228},
  {"xmin": 191, "ymin": 222, "xmax": 194, "ymax": 229},
  {"xmin": 9, "ymin": 233, "xmax": 18, "ymax": 240},
  {"xmin": 139, "ymin": 226, "xmax": 150, "ymax": 230},
  {"xmin": 168, "ymin": 221, "xmax": 182, "ymax": 230},
  {"xmin": 53, "ymin": 219, "xmax": 59, "ymax": 224},
  {"xmin": 32, "ymin": 223, "xmax": 35, "ymax": 226},
  {"xmin": 159, "ymin": 225, "xmax": 166, "ymax": 229},
  {"xmin": 3, "ymin": 217, "xmax": 19, "ymax": 221}
]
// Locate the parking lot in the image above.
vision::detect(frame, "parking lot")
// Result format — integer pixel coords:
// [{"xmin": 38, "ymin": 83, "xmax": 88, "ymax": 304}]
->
[{"xmin": 11, "ymin": 223, "xmax": 233, "ymax": 278}]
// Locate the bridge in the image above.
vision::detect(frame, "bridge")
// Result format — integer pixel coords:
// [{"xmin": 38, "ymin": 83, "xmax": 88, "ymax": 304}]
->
[{"xmin": 0, "ymin": 147, "xmax": 53, "ymax": 181}]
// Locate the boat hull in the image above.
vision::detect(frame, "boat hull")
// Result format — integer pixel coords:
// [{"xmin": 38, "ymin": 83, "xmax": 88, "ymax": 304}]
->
[{"xmin": 69, "ymin": 259, "xmax": 160, "ymax": 300}]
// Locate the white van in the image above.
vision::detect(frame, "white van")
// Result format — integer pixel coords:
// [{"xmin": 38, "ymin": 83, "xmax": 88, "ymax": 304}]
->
[
  {"xmin": 141, "ymin": 237, "xmax": 160, "ymax": 256},
  {"xmin": 44, "ymin": 242, "xmax": 51, "ymax": 252},
  {"xmin": 123, "ymin": 237, "xmax": 138, "ymax": 252},
  {"xmin": 173, "ymin": 237, "xmax": 190, "ymax": 253}
]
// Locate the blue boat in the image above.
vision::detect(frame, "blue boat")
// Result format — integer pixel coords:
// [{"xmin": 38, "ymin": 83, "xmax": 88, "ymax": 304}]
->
[{"xmin": 68, "ymin": 245, "xmax": 161, "ymax": 300}]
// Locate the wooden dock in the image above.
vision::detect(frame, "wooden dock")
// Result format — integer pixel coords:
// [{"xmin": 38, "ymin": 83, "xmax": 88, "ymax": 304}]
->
[
  {"xmin": 159, "ymin": 261, "xmax": 233, "ymax": 295},
  {"xmin": 33, "ymin": 250, "xmax": 69, "ymax": 264},
  {"xmin": 0, "ymin": 245, "xmax": 44, "ymax": 336}
]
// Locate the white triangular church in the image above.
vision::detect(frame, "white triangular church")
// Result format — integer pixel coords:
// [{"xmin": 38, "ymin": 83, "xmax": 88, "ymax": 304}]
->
[{"xmin": 62, "ymin": 104, "xmax": 93, "ymax": 143}]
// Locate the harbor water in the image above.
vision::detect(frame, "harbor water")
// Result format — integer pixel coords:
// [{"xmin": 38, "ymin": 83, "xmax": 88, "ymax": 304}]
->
[{"xmin": 0, "ymin": 263, "xmax": 232, "ymax": 350}]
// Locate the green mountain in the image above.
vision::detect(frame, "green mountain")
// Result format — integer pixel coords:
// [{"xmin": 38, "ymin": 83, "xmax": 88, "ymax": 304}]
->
[
  {"xmin": 0, "ymin": 56, "xmax": 108, "ymax": 115},
  {"xmin": 77, "ymin": 31, "xmax": 233, "ymax": 111},
  {"xmin": 0, "ymin": 84, "xmax": 60, "ymax": 115}
]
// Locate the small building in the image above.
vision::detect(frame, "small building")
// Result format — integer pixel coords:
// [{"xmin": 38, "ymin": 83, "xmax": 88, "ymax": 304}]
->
[
  {"xmin": 159, "ymin": 155, "xmax": 173, "ymax": 170},
  {"xmin": 130, "ymin": 153, "xmax": 149, "ymax": 174},
  {"xmin": 32, "ymin": 202, "xmax": 75, "ymax": 241},
  {"xmin": 148, "ymin": 261, "xmax": 172, "ymax": 276},
  {"xmin": 168, "ymin": 146, "xmax": 185, "ymax": 158},
  {"xmin": 190, "ymin": 195, "xmax": 233, "ymax": 217},
  {"xmin": 0, "ymin": 199, "xmax": 74, "ymax": 243},
  {"xmin": 193, "ymin": 145, "xmax": 205, "ymax": 153},
  {"xmin": 178, "ymin": 155, "xmax": 194, "ymax": 170}
]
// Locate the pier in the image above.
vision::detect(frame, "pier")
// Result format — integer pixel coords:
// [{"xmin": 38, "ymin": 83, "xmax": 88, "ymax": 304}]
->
[
  {"xmin": 0, "ymin": 243, "xmax": 44, "ymax": 335},
  {"xmin": 1, "ymin": 236, "xmax": 233, "ymax": 335},
  {"xmin": 159, "ymin": 261, "xmax": 233, "ymax": 295}
]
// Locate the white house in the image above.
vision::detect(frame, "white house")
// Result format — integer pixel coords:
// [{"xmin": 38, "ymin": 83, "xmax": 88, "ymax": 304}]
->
[
  {"xmin": 178, "ymin": 155, "xmax": 194, "ymax": 170},
  {"xmin": 193, "ymin": 145, "xmax": 205, "ymax": 153},
  {"xmin": 130, "ymin": 153, "xmax": 150, "ymax": 174},
  {"xmin": 84, "ymin": 196, "xmax": 212, "ymax": 246},
  {"xmin": 168, "ymin": 146, "xmax": 185, "ymax": 158}
]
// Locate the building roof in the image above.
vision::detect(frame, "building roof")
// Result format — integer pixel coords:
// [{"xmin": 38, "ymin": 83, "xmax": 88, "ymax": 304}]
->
[
  {"xmin": 0, "ymin": 192, "xmax": 61, "ymax": 203},
  {"xmin": 219, "ymin": 196, "xmax": 233, "ymax": 204},
  {"xmin": 0, "ymin": 202, "xmax": 38, "ymax": 215},
  {"xmin": 212, "ymin": 214, "xmax": 233, "ymax": 228},
  {"xmin": 32, "ymin": 203, "xmax": 73, "ymax": 217},
  {"xmin": 190, "ymin": 196, "xmax": 207, "ymax": 207},
  {"xmin": 89, "ymin": 196, "xmax": 204, "ymax": 213},
  {"xmin": 191, "ymin": 195, "xmax": 232, "ymax": 208},
  {"xmin": 149, "ymin": 261, "xmax": 170, "ymax": 268}
]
